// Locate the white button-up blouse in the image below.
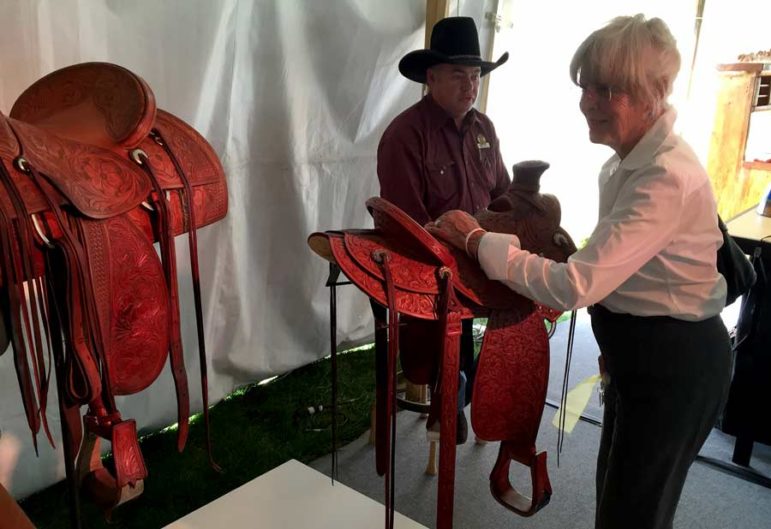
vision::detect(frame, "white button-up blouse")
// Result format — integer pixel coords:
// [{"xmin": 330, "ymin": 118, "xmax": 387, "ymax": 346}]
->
[{"xmin": 477, "ymin": 108, "xmax": 726, "ymax": 321}]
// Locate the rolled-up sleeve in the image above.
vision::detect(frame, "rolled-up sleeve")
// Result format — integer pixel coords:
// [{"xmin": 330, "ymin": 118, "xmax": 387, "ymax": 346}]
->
[
  {"xmin": 478, "ymin": 232, "xmax": 586, "ymax": 310},
  {"xmin": 478, "ymin": 232, "xmax": 520, "ymax": 279}
]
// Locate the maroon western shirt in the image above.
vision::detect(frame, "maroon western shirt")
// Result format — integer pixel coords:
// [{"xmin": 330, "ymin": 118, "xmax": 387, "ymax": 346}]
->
[{"xmin": 377, "ymin": 94, "xmax": 510, "ymax": 225}]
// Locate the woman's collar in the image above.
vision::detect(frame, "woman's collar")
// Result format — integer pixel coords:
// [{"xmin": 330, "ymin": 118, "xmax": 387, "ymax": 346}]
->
[{"xmin": 616, "ymin": 107, "xmax": 677, "ymax": 171}]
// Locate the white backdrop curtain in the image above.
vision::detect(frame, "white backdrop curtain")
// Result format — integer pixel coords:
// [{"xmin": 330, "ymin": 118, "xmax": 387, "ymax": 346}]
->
[{"xmin": 0, "ymin": 0, "xmax": 427, "ymax": 498}]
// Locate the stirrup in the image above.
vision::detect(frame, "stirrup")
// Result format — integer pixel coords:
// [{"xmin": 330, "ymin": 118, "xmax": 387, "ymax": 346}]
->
[{"xmin": 489, "ymin": 441, "xmax": 551, "ymax": 517}]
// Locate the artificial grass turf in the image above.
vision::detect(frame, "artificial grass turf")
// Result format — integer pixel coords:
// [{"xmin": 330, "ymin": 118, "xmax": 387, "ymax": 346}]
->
[{"xmin": 19, "ymin": 347, "xmax": 376, "ymax": 529}]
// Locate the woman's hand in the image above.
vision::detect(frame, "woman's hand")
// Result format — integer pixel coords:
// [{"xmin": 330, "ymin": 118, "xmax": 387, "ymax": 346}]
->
[{"xmin": 425, "ymin": 210, "xmax": 486, "ymax": 258}]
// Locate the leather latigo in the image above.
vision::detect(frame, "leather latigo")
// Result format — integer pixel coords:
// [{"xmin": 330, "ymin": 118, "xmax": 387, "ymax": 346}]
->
[
  {"xmin": 308, "ymin": 161, "xmax": 576, "ymax": 529},
  {"xmin": 0, "ymin": 62, "xmax": 227, "ymax": 516}
]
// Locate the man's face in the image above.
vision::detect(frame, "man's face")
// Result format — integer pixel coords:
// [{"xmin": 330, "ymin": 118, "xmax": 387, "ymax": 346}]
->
[{"xmin": 426, "ymin": 64, "xmax": 481, "ymax": 121}]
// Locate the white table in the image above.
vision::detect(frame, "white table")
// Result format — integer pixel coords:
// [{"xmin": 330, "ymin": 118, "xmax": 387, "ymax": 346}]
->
[
  {"xmin": 163, "ymin": 459, "xmax": 427, "ymax": 528},
  {"xmin": 726, "ymin": 207, "xmax": 771, "ymax": 251}
]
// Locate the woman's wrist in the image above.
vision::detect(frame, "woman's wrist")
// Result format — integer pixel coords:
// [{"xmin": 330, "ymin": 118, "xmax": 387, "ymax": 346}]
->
[{"xmin": 465, "ymin": 228, "xmax": 486, "ymax": 260}]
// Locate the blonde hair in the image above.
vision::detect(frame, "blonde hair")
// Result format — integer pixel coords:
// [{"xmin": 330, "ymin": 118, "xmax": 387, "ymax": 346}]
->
[{"xmin": 569, "ymin": 14, "xmax": 681, "ymax": 113}]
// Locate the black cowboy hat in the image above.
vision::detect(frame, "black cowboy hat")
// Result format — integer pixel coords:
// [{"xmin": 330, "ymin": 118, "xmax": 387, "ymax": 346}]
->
[{"xmin": 399, "ymin": 17, "xmax": 509, "ymax": 84}]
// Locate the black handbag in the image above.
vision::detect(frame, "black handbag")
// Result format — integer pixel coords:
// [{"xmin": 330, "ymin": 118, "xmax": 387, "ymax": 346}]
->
[{"xmin": 717, "ymin": 215, "xmax": 757, "ymax": 306}]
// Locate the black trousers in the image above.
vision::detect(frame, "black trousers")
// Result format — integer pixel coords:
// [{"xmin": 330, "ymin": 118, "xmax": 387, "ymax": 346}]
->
[{"xmin": 589, "ymin": 305, "xmax": 731, "ymax": 529}]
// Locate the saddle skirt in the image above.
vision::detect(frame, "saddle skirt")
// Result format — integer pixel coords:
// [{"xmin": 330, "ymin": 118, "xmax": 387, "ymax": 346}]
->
[
  {"xmin": 308, "ymin": 160, "xmax": 576, "ymax": 529},
  {"xmin": 0, "ymin": 62, "xmax": 227, "ymax": 516}
]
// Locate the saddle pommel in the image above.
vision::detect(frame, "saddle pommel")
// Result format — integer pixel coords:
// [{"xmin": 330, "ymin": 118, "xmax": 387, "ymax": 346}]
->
[{"xmin": 478, "ymin": 160, "xmax": 577, "ymax": 261}]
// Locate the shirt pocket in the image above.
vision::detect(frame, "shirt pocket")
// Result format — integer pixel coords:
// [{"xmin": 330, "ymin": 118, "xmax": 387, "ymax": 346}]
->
[
  {"xmin": 479, "ymin": 146, "xmax": 495, "ymax": 170},
  {"xmin": 424, "ymin": 160, "xmax": 458, "ymax": 201}
]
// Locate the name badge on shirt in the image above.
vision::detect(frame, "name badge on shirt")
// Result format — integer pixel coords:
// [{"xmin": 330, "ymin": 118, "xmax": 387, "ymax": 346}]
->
[{"xmin": 476, "ymin": 134, "xmax": 491, "ymax": 149}]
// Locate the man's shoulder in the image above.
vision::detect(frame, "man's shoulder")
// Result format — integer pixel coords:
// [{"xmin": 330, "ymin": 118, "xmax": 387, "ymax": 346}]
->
[{"xmin": 381, "ymin": 99, "xmax": 428, "ymax": 143}]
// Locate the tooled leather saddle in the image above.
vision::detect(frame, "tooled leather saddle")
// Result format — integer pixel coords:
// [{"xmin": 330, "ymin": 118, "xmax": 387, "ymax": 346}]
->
[
  {"xmin": 0, "ymin": 63, "xmax": 227, "ymax": 518},
  {"xmin": 308, "ymin": 161, "xmax": 576, "ymax": 529}
]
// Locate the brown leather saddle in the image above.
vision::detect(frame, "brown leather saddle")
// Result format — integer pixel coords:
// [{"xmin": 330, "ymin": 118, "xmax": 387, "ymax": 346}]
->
[
  {"xmin": 0, "ymin": 62, "xmax": 227, "ymax": 517},
  {"xmin": 309, "ymin": 161, "xmax": 576, "ymax": 529}
]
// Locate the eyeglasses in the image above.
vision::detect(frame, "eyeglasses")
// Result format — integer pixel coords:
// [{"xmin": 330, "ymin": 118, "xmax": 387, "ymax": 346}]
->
[{"xmin": 578, "ymin": 83, "xmax": 616, "ymax": 103}]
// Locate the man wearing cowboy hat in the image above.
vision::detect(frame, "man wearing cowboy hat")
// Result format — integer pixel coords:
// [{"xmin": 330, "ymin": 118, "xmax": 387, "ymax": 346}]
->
[
  {"xmin": 375, "ymin": 16, "xmax": 510, "ymax": 443},
  {"xmin": 378, "ymin": 16, "xmax": 510, "ymax": 223}
]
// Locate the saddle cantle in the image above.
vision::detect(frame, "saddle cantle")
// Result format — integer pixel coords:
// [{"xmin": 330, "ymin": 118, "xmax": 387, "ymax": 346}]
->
[
  {"xmin": 308, "ymin": 160, "xmax": 576, "ymax": 529},
  {"xmin": 0, "ymin": 62, "xmax": 227, "ymax": 517}
]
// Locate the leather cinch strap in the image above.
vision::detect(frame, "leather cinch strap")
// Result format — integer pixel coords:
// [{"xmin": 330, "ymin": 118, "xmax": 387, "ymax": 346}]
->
[
  {"xmin": 149, "ymin": 129, "xmax": 218, "ymax": 470},
  {"xmin": 373, "ymin": 249, "xmax": 398, "ymax": 529},
  {"xmin": 434, "ymin": 268, "xmax": 462, "ymax": 529},
  {"xmin": 130, "ymin": 149, "xmax": 191, "ymax": 452},
  {"xmin": 0, "ymin": 159, "xmax": 54, "ymax": 451},
  {"xmin": 371, "ymin": 256, "xmax": 464, "ymax": 529},
  {"xmin": 373, "ymin": 302, "xmax": 389, "ymax": 478}
]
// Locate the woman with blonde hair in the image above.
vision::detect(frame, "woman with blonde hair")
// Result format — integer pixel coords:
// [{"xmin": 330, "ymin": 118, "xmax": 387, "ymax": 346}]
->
[{"xmin": 427, "ymin": 14, "xmax": 731, "ymax": 529}]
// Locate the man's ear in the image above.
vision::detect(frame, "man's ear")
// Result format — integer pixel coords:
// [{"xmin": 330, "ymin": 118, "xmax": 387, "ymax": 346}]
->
[{"xmin": 425, "ymin": 67, "xmax": 435, "ymax": 86}]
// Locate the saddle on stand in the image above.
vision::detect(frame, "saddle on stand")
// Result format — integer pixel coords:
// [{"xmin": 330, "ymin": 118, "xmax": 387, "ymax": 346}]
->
[
  {"xmin": 308, "ymin": 161, "xmax": 575, "ymax": 529},
  {"xmin": 0, "ymin": 62, "xmax": 227, "ymax": 519}
]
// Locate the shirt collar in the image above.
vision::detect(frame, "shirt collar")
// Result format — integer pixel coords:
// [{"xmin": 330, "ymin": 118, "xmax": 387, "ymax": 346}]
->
[
  {"xmin": 421, "ymin": 94, "xmax": 480, "ymax": 132},
  {"xmin": 615, "ymin": 107, "xmax": 677, "ymax": 172}
]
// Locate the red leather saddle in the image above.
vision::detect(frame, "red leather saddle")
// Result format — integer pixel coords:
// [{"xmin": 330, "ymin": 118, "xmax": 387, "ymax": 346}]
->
[
  {"xmin": 0, "ymin": 482, "xmax": 35, "ymax": 529},
  {"xmin": 308, "ymin": 161, "xmax": 576, "ymax": 529},
  {"xmin": 0, "ymin": 63, "xmax": 227, "ymax": 516}
]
